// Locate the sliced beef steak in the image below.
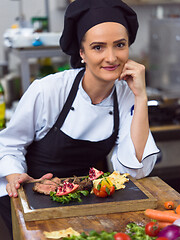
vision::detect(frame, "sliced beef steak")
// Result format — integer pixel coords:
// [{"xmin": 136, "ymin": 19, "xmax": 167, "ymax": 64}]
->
[
  {"xmin": 51, "ymin": 177, "xmax": 62, "ymax": 185},
  {"xmin": 33, "ymin": 182, "xmax": 57, "ymax": 195}
]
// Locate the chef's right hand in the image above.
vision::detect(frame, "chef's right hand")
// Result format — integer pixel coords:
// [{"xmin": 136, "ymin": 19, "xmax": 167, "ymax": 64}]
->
[{"xmin": 6, "ymin": 172, "xmax": 53, "ymax": 197}]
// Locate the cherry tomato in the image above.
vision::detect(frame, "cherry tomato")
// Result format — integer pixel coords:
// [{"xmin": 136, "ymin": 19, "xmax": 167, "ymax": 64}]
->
[
  {"xmin": 164, "ymin": 201, "xmax": 174, "ymax": 210},
  {"xmin": 98, "ymin": 190, "xmax": 108, "ymax": 198},
  {"xmin": 101, "ymin": 185, "xmax": 108, "ymax": 193},
  {"xmin": 93, "ymin": 188, "xmax": 108, "ymax": 198},
  {"xmin": 145, "ymin": 222, "xmax": 160, "ymax": 237},
  {"xmin": 114, "ymin": 232, "xmax": 131, "ymax": 240},
  {"xmin": 109, "ymin": 186, "xmax": 115, "ymax": 195}
]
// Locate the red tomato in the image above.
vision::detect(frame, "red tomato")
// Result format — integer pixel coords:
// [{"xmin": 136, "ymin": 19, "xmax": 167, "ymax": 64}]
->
[
  {"xmin": 93, "ymin": 188, "xmax": 108, "ymax": 198},
  {"xmin": 101, "ymin": 185, "xmax": 108, "ymax": 193},
  {"xmin": 109, "ymin": 186, "xmax": 115, "ymax": 195},
  {"xmin": 145, "ymin": 222, "xmax": 160, "ymax": 237},
  {"xmin": 114, "ymin": 232, "xmax": 131, "ymax": 240},
  {"xmin": 98, "ymin": 190, "xmax": 108, "ymax": 198}
]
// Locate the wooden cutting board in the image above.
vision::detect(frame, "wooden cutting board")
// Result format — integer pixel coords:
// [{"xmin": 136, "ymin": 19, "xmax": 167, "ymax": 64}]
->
[{"xmin": 18, "ymin": 176, "xmax": 157, "ymax": 221}]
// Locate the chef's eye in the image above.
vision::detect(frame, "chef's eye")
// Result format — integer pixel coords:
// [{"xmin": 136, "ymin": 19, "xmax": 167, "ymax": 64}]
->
[
  {"xmin": 117, "ymin": 42, "xmax": 126, "ymax": 48},
  {"xmin": 93, "ymin": 45, "xmax": 102, "ymax": 51}
]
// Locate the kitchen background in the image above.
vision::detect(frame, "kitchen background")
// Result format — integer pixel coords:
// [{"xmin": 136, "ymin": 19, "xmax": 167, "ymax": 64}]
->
[
  {"xmin": 0, "ymin": 0, "xmax": 180, "ymax": 239},
  {"xmin": 0, "ymin": 0, "xmax": 180, "ymax": 206}
]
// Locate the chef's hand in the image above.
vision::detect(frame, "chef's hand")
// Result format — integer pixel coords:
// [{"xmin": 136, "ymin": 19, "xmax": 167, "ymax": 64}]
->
[
  {"xmin": 6, "ymin": 173, "xmax": 53, "ymax": 197},
  {"xmin": 120, "ymin": 59, "xmax": 147, "ymax": 99}
]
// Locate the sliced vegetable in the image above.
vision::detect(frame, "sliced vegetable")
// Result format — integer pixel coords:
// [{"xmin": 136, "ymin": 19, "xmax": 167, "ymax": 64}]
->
[
  {"xmin": 158, "ymin": 224, "xmax": 180, "ymax": 240},
  {"xmin": 93, "ymin": 188, "xmax": 108, "ymax": 198},
  {"xmin": 164, "ymin": 201, "xmax": 175, "ymax": 210},
  {"xmin": 144, "ymin": 209, "xmax": 180, "ymax": 222},
  {"xmin": 109, "ymin": 186, "xmax": 115, "ymax": 196},
  {"xmin": 145, "ymin": 222, "xmax": 160, "ymax": 237},
  {"xmin": 101, "ymin": 185, "xmax": 110, "ymax": 194},
  {"xmin": 114, "ymin": 232, "xmax": 131, "ymax": 240},
  {"xmin": 93, "ymin": 181, "xmax": 115, "ymax": 198},
  {"xmin": 100, "ymin": 178, "xmax": 113, "ymax": 188}
]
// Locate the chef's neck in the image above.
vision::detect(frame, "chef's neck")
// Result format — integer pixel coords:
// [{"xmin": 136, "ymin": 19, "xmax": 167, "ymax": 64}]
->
[{"xmin": 82, "ymin": 74, "xmax": 115, "ymax": 105}]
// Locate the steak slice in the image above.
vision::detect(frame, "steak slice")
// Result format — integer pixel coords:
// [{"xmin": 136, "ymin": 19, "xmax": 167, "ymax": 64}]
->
[
  {"xmin": 33, "ymin": 182, "xmax": 57, "ymax": 195},
  {"xmin": 51, "ymin": 177, "xmax": 62, "ymax": 185},
  {"xmin": 40, "ymin": 179, "xmax": 58, "ymax": 186}
]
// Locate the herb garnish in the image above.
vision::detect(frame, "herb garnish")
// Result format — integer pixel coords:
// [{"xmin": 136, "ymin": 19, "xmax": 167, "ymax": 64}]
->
[{"xmin": 50, "ymin": 190, "xmax": 89, "ymax": 204}]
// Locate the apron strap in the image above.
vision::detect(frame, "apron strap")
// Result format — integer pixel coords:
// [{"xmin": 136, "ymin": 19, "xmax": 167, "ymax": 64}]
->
[
  {"xmin": 54, "ymin": 68, "xmax": 85, "ymax": 129},
  {"xmin": 54, "ymin": 67, "xmax": 119, "ymax": 135},
  {"xmin": 113, "ymin": 88, "xmax": 119, "ymax": 134}
]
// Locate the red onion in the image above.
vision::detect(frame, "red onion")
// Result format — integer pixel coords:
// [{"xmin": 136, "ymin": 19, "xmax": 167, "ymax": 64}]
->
[{"xmin": 158, "ymin": 225, "xmax": 180, "ymax": 240}]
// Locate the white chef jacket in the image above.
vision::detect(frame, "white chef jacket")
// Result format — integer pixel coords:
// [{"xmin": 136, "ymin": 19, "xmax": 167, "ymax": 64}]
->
[{"xmin": 0, "ymin": 68, "xmax": 159, "ymax": 197}]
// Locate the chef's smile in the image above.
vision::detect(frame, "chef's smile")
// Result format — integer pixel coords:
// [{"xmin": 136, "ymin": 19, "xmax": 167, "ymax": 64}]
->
[{"xmin": 102, "ymin": 64, "xmax": 120, "ymax": 71}]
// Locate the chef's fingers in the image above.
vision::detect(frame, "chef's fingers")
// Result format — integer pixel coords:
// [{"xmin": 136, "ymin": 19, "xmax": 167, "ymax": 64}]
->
[
  {"xmin": 6, "ymin": 173, "xmax": 22, "ymax": 197},
  {"xmin": 40, "ymin": 173, "xmax": 53, "ymax": 180},
  {"xmin": 26, "ymin": 173, "xmax": 53, "ymax": 183},
  {"xmin": 17, "ymin": 173, "xmax": 34, "ymax": 184},
  {"xmin": 6, "ymin": 183, "xmax": 18, "ymax": 197}
]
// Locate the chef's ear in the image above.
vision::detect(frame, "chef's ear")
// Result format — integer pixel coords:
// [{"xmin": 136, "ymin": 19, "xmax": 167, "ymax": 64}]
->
[
  {"xmin": 80, "ymin": 49, "xmax": 86, "ymax": 64},
  {"xmin": 79, "ymin": 48, "xmax": 85, "ymax": 61}
]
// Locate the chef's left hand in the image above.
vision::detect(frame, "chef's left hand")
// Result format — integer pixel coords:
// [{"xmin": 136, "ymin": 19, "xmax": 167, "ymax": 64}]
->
[
  {"xmin": 120, "ymin": 59, "xmax": 147, "ymax": 98},
  {"xmin": 6, "ymin": 172, "xmax": 53, "ymax": 197}
]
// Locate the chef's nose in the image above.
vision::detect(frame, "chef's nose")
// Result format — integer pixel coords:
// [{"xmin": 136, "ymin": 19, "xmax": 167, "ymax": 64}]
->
[{"xmin": 105, "ymin": 48, "xmax": 117, "ymax": 63}]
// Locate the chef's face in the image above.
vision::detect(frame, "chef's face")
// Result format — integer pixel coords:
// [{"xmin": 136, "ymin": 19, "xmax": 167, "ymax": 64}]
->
[{"xmin": 80, "ymin": 22, "xmax": 129, "ymax": 83}]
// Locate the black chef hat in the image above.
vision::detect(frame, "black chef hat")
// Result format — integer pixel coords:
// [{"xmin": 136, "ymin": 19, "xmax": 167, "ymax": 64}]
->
[{"xmin": 60, "ymin": 0, "xmax": 139, "ymax": 68}]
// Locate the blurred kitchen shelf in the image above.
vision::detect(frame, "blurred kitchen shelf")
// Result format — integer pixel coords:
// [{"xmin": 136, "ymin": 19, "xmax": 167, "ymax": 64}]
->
[{"xmin": 4, "ymin": 46, "xmax": 67, "ymax": 93}]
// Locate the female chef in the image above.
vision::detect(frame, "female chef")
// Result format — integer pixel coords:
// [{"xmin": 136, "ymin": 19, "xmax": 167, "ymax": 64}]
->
[{"xmin": 0, "ymin": 0, "xmax": 159, "ymax": 237}]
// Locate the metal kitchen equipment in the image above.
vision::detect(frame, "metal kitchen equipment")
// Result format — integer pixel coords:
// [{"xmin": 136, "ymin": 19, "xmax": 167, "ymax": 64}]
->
[{"xmin": 149, "ymin": 18, "xmax": 180, "ymax": 95}]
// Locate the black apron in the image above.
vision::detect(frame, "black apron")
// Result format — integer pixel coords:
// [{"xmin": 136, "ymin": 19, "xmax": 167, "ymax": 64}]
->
[{"xmin": 26, "ymin": 69, "xmax": 119, "ymax": 178}]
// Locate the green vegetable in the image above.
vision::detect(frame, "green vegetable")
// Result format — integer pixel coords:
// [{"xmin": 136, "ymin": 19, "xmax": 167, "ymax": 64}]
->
[
  {"xmin": 126, "ymin": 222, "xmax": 157, "ymax": 240},
  {"xmin": 62, "ymin": 230, "xmax": 116, "ymax": 240},
  {"xmin": 50, "ymin": 190, "xmax": 89, "ymax": 204},
  {"xmin": 99, "ymin": 172, "xmax": 111, "ymax": 179}
]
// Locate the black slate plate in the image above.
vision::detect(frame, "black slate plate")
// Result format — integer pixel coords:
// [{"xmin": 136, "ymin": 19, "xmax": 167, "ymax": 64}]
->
[{"xmin": 23, "ymin": 179, "xmax": 148, "ymax": 210}]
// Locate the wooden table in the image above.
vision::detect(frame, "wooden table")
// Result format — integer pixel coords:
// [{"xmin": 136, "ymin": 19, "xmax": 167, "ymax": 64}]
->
[{"xmin": 11, "ymin": 177, "xmax": 180, "ymax": 240}]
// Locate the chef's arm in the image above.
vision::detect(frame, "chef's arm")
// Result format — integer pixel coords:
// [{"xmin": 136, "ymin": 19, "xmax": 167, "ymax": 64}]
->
[
  {"xmin": 120, "ymin": 59, "xmax": 149, "ymax": 162},
  {"xmin": 130, "ymin": 95, "xmax": 149, "ymax": 162}
]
